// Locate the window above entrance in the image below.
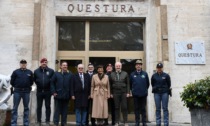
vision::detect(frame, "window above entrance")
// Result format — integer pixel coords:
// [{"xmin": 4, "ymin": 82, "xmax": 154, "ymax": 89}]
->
[
  {"xmin": 58, "ymin": 21, "xmax": 144, "ymax": 51},
  {"xmin": 90, "ymin": 22, "xmax": 144, "ymax": 51},
  {"xmin": 58, "ymin": 22, "xmax": 85, "ymax": 51}
]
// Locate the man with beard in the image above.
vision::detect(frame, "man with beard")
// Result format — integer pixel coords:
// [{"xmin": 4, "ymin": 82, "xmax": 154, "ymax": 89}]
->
[{"xmin": 130, "ymin": 60, "xmax": 149, "ymax": 126}]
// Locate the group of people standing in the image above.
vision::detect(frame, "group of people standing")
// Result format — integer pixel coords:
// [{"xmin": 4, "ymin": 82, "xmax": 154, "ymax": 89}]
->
[{"xmin": 10, "ymin": 58, "xmax": 171, "ymax": 126}]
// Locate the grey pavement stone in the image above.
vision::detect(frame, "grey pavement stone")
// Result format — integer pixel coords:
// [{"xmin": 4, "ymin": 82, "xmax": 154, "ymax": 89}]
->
[{"xmin": 19, "ymin": 122, "xmax": 191, "ymax": 126}]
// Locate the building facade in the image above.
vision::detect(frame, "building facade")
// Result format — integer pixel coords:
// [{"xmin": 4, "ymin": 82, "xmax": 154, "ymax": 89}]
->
[{"xmin": 0, "ymin": 0, "xmax": 210, "ymax": 124}]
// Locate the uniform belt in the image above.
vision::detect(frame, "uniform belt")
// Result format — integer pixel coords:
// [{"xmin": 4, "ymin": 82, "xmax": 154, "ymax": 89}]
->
[
  {"xmin": 15, "ymin": 88, "xmax": 30, "ymax": 91},
  {"xmin": 157, "ymin": 87, "xmax": 167, "ymax": 91}
]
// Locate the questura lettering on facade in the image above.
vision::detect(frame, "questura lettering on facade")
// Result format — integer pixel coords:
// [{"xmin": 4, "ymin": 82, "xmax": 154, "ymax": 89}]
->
[{"xmin": 68, "ymin": 4, "xmax": 135, "ymax": 13}]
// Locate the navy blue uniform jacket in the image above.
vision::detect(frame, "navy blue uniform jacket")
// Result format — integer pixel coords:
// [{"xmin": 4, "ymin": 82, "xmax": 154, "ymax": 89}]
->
[
  {"xmin": 130, "ymin": 70, "xmax": 149, "ymax": 97},
  {"xmin": 34, "ymin": 67, "xmax": 54, "ymax": 91},
  {"xmin": 151, "ymin": 72, "xmax": 171, "ymax": 94},
  {"xmin": 11, "ymin": 68, "xmax": 33, "ymax": 92}
]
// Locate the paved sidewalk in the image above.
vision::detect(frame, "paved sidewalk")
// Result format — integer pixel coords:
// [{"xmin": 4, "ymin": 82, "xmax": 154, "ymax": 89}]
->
[{"xmin": 21, "ymin": 122, "xmax": 191, "ymax": 126}]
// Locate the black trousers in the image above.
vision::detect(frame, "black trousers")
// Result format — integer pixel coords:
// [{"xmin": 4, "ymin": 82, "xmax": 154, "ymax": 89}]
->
[
  {"xmin": 53, "ymin": 99, "xmax": 69, "ymax": 125},
  {"xmin": 36, "ymin": 91, "xmax": 51, "ymax": 122},
  {"xmin": 133, "ymin": 96, "xmax": 147, "ymax": 124},
  {"xmin": 86, "ymin": 99, "xmax": 96, "ymax": 126},
  {"xmin": 104, "ymin": 98, "xmax": 115, "ymax": 125},
  {"xmin": 113, "ymin": 93, "xmax": 128, "ymax": 124}
]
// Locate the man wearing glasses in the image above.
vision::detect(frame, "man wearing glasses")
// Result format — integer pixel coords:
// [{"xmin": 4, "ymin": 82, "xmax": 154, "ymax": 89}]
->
[{"xmin": 71, "ymin": 64, "xmax": 91, "ymax": 126}]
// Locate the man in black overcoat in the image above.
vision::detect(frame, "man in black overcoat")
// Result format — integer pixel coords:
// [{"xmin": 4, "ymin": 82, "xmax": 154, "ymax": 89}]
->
[{"xmin": 71, "ymin": 64, "xmax": 91, "ymax": 126}]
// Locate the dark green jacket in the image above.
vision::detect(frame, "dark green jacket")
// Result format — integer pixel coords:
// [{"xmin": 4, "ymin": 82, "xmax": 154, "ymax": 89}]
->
[{"xmin": 110, "ymin": 71, "xmax": 130, "ymax": 94}]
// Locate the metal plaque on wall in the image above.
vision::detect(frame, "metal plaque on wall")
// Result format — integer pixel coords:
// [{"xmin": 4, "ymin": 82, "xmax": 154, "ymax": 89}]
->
[{"xmin": 175, "ymin": 41, "xmax": 206, "ymax": 64}]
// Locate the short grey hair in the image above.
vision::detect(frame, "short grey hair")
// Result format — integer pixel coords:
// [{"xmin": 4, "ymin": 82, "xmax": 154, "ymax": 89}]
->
[{"xmin": 115, "ymin": 62, "xmax": 122, "ymax": 67}]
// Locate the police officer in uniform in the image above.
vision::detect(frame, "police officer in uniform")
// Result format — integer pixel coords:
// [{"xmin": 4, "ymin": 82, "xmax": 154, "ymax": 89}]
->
[
  {"xmin": 11, "ymin": 59, "xmax": 34, "ymax": 126},
  {"xmin": 151, "ymin": 63, "xmax": 171, "ymax": 126}
]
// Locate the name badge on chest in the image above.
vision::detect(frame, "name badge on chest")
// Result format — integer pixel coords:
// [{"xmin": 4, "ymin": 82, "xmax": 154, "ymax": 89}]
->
[{"xmin": 46, "ymin": 71, "xmax": 49, "ymax": 76}]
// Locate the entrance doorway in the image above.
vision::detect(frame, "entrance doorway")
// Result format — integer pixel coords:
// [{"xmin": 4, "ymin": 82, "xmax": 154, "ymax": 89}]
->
[
  {"xmin": 56, "ymin": 20, "xmax": 145, "ymax": 123},
  {"xmin": 89, "ymin": 57, "xmax": 115, "ymax": 71}
]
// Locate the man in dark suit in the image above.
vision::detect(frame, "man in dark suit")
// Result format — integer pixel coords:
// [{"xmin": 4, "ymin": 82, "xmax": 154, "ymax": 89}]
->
[
  {"xmin": 104, "ymin": 63, "xmax": 115, "ymax": 125},
  {"xmin": 71, "ymin": 64, "xmax": 91, "ymax": 126},
  {"xmin": 86, "ymin": 63, "xmax": 96, "ymax": 126}
]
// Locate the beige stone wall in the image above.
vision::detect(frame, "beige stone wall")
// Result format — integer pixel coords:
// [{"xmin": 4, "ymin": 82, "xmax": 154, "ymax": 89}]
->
[
  {"xmin": 0, "ymin": 0, "xmax": 35, "ymax": 124},
  {"xmin": 0, "ymin": 0, "xmax": 34, "ymax": 74},
  {"xmin": 166, "ymin": 0, "xmax": 210, "ymax": 123}
]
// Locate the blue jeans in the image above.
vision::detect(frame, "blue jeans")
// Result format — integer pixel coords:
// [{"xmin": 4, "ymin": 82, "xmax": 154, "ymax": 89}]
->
[
  {"xmin": 154, "ymin": 93, "xmax": 169, "ymax": 126},
  {"xmin": 11, "ymin": 92, "xmax": 30, "ymax": 126},
  {"xmin": 53, "ymin": 99, "xmax": 69, "ymax": 125},
  {"xmin": 75, "ymin": 107, "xmax": 87, "ymax": 126}
]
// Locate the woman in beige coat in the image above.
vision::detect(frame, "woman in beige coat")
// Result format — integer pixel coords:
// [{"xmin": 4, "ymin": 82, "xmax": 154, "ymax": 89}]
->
[{"xmin": 91, "ymin": 65, "xmax": 110, "ymax": 125}]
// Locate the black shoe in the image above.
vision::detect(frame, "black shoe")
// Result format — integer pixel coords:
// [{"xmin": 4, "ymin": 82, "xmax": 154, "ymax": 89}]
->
[
  {"xmin": 103, "ymin": 123, "xmax": 108, "ymax": 125},
  {"xmin": 143, "ymin": 123, "xmax": 147, "ymax": 126},
  {"xmin": 92, "ymin": 123, "xmax": 96, "ymax": 126}
]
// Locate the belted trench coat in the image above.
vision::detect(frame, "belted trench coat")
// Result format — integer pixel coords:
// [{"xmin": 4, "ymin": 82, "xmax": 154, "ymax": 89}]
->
[{"xmin": 91, "ymin": 74, "xmax": 110, "ymax": 118}]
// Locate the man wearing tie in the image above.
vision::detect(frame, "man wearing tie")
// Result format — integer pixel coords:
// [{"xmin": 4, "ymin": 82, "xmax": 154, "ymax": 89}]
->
[
  {"xmin": 71, "ymin": 64, "xmax": 91, "ymax": 126},
  {"xmin": 110, "ymin": 62, "xmax": 130, "ymax": 126},
  {"xmin": 86, "ymin": 63, "xmax": 96, "ymax": 126}
]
